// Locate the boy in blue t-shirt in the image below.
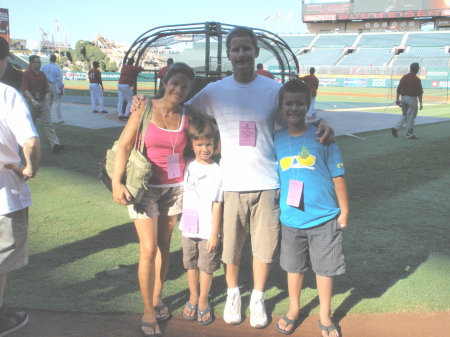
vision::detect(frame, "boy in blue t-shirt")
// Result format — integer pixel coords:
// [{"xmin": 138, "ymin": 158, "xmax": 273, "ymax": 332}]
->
[{"xmin": 274, "ymin": 79, "xmax": 348, "ymax": 337}]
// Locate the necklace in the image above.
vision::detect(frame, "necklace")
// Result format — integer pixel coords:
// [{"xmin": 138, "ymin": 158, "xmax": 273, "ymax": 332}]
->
[{"xmin": 158, "ymin": 99, "xmax": 181, "ymax": 154}]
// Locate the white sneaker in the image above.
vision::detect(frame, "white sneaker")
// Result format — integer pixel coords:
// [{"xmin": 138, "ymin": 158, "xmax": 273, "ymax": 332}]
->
[
  {"xmin": 250, "ymin": 298, "xmax": 268, "ymax": 329},
  {"xmin": 223, "ymin": 292, "xmax": 241, "ymax": 325}
]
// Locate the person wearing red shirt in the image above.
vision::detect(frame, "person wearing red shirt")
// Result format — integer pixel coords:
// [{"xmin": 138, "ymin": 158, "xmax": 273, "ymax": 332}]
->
[
  {"xmin": 117, "ymin": 58, "xmax": 144, "ymax": 120},
  {"xmin": 255, "ymin": 63, "xmax": 274, "ymax": 79},
  {"xmin": 88, "ymin": 61, "xmax": 107, "ymax": 113},
  {"xmin": 392, "ymin": 62, "xmax": 423, "ymax": 139},
  {"xmin": 21, "ymin": 55, "xmax": 64, "ymax": 154},
  {"xmin": 299, "ymin": 67, "xmax": 319, "ymax": 119},
  {"xmin": 157, "ymin": 58, "xmax": 173, "ymax": 90}
]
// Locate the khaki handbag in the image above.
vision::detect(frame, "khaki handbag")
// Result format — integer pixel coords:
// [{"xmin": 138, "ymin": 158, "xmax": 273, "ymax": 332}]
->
[{"xmin": 99, "ymin": 99, "xmax": 153, "ymax": 204}]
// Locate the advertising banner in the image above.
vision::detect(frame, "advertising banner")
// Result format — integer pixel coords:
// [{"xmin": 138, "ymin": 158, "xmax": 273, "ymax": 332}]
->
[
  {"xmin": 62, "ymin": 71, "xmax": 156, "ymax": 82},
  {"xmin": 344, "ymin": 78, "xmax": 367, "ymax": 87},
  {"xmin": 0, "ymin": 8, "xmax": 9, "ymax": 43}
]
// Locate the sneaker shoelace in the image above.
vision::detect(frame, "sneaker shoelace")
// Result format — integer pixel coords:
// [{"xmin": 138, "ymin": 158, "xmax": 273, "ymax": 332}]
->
[
  {"xmin": 251, "ymin": 299, "xmax": 265, "ymax": 317},
  {"xmin": 228, "ymin": 293, "xmax": 239, "ymax": 313}
]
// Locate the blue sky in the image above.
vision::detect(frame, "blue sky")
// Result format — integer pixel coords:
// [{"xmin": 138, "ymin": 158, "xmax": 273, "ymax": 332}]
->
[{"xmin": 7, "ymin": 0, "xmax": 307, "ymax": 48}]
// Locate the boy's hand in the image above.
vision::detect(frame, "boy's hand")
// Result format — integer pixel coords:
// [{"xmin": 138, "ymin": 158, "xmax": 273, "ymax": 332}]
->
[
  {"xmin": 206, "ymin": 235, "xmax": 219, "ymax": 253},
  {"xmin": 316, "ymin": 119, "xmax": 335, "ymax": 145},
  {"xmin": 338, "ymin": 214, "xmax": 348, "ymax": 229},
  {"xmin": 131, "ymin": 95, "xmax": 147, "ymax": 113}
]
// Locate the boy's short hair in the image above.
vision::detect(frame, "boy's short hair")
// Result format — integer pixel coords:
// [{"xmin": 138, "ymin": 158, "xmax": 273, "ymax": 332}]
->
[
  {"xmin": 188, "ymin": 118, "xmax": 216, "ymax": 142},
  {"xmin": 279, "ymin": 79, "xmax": 312, "ymax": 111},
  {"xmin": 226, "ymin": 26, "xmax": 258, "ymax": 50}
]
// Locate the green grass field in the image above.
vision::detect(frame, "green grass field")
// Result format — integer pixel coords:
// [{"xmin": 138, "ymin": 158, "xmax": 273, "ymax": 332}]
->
[{"xmin": 5, "ymin": 117, "xmax": 449, "ymax": 317}]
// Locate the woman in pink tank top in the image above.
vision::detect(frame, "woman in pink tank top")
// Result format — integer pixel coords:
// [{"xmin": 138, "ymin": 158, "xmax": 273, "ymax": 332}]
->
[{"xmin": 112, "ymin": 63, "xmax": 196, "ymax": 336}]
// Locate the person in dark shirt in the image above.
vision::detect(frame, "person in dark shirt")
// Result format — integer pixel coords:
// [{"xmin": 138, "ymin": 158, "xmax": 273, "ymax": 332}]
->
[{"xmin": 392, "ymin": 62, "xmax": 423, "ymax": 140}]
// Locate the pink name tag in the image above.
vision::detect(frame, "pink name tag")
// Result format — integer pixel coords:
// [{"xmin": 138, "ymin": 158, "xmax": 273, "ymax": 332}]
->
[
  {"xmin": 239, "ymin": 121, "xmax": 256, "ymax": 147},
  {"xmin": 167, "ymin": 153, "xmax": 181, "ymax": 179},
  {"xmin": 183, "ymin": 209, "xmax": 199, "ymax": 233},
  {"xmin": 286, "ymin": 180, "xmax": 304, "ymax": 207}
]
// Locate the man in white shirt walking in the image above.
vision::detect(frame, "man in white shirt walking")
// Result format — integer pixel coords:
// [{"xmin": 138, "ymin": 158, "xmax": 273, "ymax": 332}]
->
[{"xmin": 41, "ymin": 54, "xmax": 65, "ymax": 123}]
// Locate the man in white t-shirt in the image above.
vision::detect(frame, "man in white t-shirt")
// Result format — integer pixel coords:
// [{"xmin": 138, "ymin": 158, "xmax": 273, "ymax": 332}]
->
[
  {"xmin": 185, "ymin": 26, "xmax": 334, "ymax": 329},
  {"xmin": 0, "ymin": 37, "xmax": 41, "ymax": 336}
]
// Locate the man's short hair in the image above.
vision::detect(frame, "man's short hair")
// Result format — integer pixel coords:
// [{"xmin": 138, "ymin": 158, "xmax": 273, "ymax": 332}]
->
[
  {"xmin": 93, "ymin": 61, "xmax": 100, "ymax": 68},
  {"xmin": 50, "ymin": 54, "xmax": 57, "ymax": 62},
  {"xmin": 0, "ymin": 36, "xmax": 9, "ymax": 59},
  {"xmin": 410, "ymin": 62, "xmax": 420, "ymax": 74},
  {"xmin": 310, "ymin": 67, "xmax": 315, "ymax": 74},
  {"xmin": 279, "ymin": 79, "xmax": 312, "ymax": 112},
  {"xmin": 226, "ymin": 26, "xmax": 258, "ymax": 50},
  {"xmin": 257, "ymin": 63, "xmax": 263, "ymax": 70},
  {"xmin": 29, "ymin": 55, "xmax": 40, "ymax": 64},
  {"xmin": 188, "ymin": 118, "xmax": 216, "ymax": 142},
  {"xmin": 167, "ymin": 58, "xmax": 174, "ymax": 65},
  {"xmin": 127, "ymin": 58, "xmax": 135, "ymax": 65}
]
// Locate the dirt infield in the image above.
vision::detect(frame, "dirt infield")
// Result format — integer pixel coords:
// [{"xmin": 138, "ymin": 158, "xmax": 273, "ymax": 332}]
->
[{"xmin": 17, "ymin": 310, "xmax": 450, "ymax": 337}]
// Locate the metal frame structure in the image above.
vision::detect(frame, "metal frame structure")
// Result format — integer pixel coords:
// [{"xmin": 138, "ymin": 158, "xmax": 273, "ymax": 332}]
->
[{"xmin": 124, "ymin": 22, "xmax": 299, "ymax": 96}]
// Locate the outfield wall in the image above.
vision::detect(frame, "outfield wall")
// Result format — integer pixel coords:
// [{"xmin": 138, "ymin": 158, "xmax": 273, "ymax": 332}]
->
[{"xmin": 62, "ymin": 71, "xmax": 155, "ymax": 82}]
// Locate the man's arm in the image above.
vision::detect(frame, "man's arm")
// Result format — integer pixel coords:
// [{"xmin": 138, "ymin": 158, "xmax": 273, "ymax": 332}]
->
[
  {"xmin": 418, "ymin": 94, "xmax": 423, "ymax": 110},
  {"xmin": 5, "ymin": 136, "xmax": 40, "ymax": 179},
  {"xmin": 310, "ymin": 119, "xmax": 335, "ymax": 145},
  {"xmin": 333, "ymin": 175, "xmax": 348, "ymax": 229}
]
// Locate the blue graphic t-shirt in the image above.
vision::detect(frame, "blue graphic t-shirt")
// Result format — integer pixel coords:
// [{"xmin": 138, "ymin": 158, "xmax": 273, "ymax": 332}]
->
[{"xmin": 274, "ymin": 126, "xmax": 345, "ymax": 229}]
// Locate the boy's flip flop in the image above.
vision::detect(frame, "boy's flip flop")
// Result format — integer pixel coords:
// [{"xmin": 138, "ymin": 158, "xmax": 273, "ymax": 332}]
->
[
  {"xmin": 318, "ymin": 320, "xmax": 339, "ymax": 336},
  {"xmin": 182, "ymin": 301, "xmax": 198, "ymax": 321},
  {"xmin": 154, "ymin": 303, "xmax": 169, "ymax": 321},
  {"xmin": 197, "ymin": 304, "xmax": 213, "ymax": 326},
  {"xmin": 275, "ymin": 315, "xmax": 297, "ymax": 335}
]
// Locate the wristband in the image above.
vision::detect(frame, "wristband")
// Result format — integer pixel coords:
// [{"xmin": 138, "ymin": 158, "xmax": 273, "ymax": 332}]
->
[{"xmin": 31, "ymin": 99, "xmax": 36, "ymax": 102}]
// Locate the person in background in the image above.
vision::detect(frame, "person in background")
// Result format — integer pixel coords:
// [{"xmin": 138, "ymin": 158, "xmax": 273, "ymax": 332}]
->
[
  {"xmin": 0, "ymin": 37, "xmax": 23, "ymax": 91},
  {"xmin": 392, "ymin": 62, "xmax": 423, "ymax": 140},
  {"xmin": 117, "ymin": 58, "xmax": 144, "ymax": 121},
  {"xmin": 21, "ymin": 55, "xmax": 65, "ymax": 154},
  {"xmin": 299, "ymin": 67, "xmax": 319, "ymax": 120},
  {"xmin": 157, "ymin": 58, "xmax": 173, "ymax": 90},
  {"xmin": 255, "ymin": 63, "xmax": 274, "ymax": 79},
  {"xmin": 0, "ymin": 36, "xmax": 41, "ymax": 337},
  {"xmin": 41, "ymin": 54, "xmax": 65, "ymax": 123},
  {"xmin": 88, "ymin": 61, "xmax": 108, "ymax": 114}
]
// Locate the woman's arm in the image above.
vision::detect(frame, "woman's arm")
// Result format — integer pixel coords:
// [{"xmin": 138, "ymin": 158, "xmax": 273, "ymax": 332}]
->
[
  {"xmin": 112, "ymin": 102, "xmax": 145, "ymax": 205},
  {"xmin": 333, "ymin": 175, "xmax": 349, "ymax": 229}
]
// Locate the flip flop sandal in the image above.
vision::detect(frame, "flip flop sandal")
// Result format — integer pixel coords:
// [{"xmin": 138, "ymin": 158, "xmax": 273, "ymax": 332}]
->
[
  {"xmin": 318, "ymin": 320, "xmax": 339, "ymax": 337},
  {"xmin": 182, "ymin": 301, "xmax": 198, "ymax": 321},
  {"xmin": 141, "ymin": 320, "xmax": 161, "ymax": 337},
  {"xmin": 197, "ymin": 304, "xmax": 213, "ymax": 326},
  {"xmin": 154, "ymin": 304, "xmax": 169, "ymax": 321},
  {"xmin": 275, "ymin": 314, "xmax": 297, "ymax": 335}
]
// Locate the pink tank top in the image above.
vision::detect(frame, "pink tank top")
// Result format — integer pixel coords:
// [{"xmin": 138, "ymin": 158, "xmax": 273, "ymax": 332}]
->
[{"xmin": 145, "ymin": 111, "xmax": 188, "ymax": 185}]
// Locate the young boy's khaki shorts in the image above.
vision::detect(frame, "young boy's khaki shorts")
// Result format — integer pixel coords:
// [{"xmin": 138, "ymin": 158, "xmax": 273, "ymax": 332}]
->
[
  {"xmin": 182, "ymin": 236, "xmax": 220, "ymax": 274},
  {"xmin": 128, "ymin": 186, "xmax": 183, "ymax": 219},
  {"xmin": 222, "ymin": 189, "xmax": 280, "ymax": 265}
]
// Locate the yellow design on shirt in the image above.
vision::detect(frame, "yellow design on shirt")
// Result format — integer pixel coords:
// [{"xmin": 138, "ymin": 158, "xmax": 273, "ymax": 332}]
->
[{"xmin": 280, "ymin": 147, "xmax": 316, "ymax": 171}]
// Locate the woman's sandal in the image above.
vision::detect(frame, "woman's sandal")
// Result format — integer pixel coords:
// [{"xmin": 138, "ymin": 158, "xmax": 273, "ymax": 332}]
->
[
  {"xmin": 182, "ymin": 301, "xmax": 198, "ymax": 321},
  {"xmin": 275, "ymin": 315, "xmax": 297, "ymax": 335},
  {"xmin": 141, "ymin": 320, "xmax": 161, "ymax": 337},
  {"xmin": 197, "ymin": 304, "xmax": 213, "ymax": 326},
  {"xmin": 318, "ymin": 320, "xmax": 339, "ymax": 337},
  {"xmin": 154, "ymin": 304, "xmax": 169, "ymax": 321}
]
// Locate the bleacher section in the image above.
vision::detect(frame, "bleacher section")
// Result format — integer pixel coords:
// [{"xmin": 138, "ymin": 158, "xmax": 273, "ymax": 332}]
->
[
  {"xmin": 298, "ymin": 48, "xmax": 344, "ymax": 66},
  {"xmin": 280, "ymin": 35, "xmax": 315, "ymax": 48},
  {"xmin": 405, "ymin": 32, "xmax": 450, "ymax": 47},
  {"xmin": 393, "ymin": 47, "xmax": 450, "ymax": 67},
  {"xmin": 312, "ymin": 34, "xmax": 358, "ymax": 48},
  {"xmin": 339, "ymin": 48, "xmax": 394, "ymax": 67},
  {"xmin": 357, "ymin": 33, "xmax": 403, "ymax": 48}
]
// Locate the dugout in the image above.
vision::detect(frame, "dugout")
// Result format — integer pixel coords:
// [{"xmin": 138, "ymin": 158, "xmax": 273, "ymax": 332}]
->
[{"xmin": 123, "ymin": 22, "xmax": 299, "ymax": 100}]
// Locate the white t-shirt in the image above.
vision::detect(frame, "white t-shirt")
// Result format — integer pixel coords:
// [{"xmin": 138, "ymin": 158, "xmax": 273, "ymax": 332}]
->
[
  {"xmin": 0, "ymin": 84, "xmax": 39, "ymax": 215},
  {"xmin": 185, "ymin": 74, "xmax": 283, "ymax": 192},
  {"xmin": 179, "ymin": 158, "xmax": 223, "ymax": 240}
]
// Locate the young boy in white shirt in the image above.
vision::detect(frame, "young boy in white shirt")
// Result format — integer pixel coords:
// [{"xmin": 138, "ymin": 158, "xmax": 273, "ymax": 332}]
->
[{"xmin": 180, "ymin": 118, "xmax": 223, "ymax": 325}]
